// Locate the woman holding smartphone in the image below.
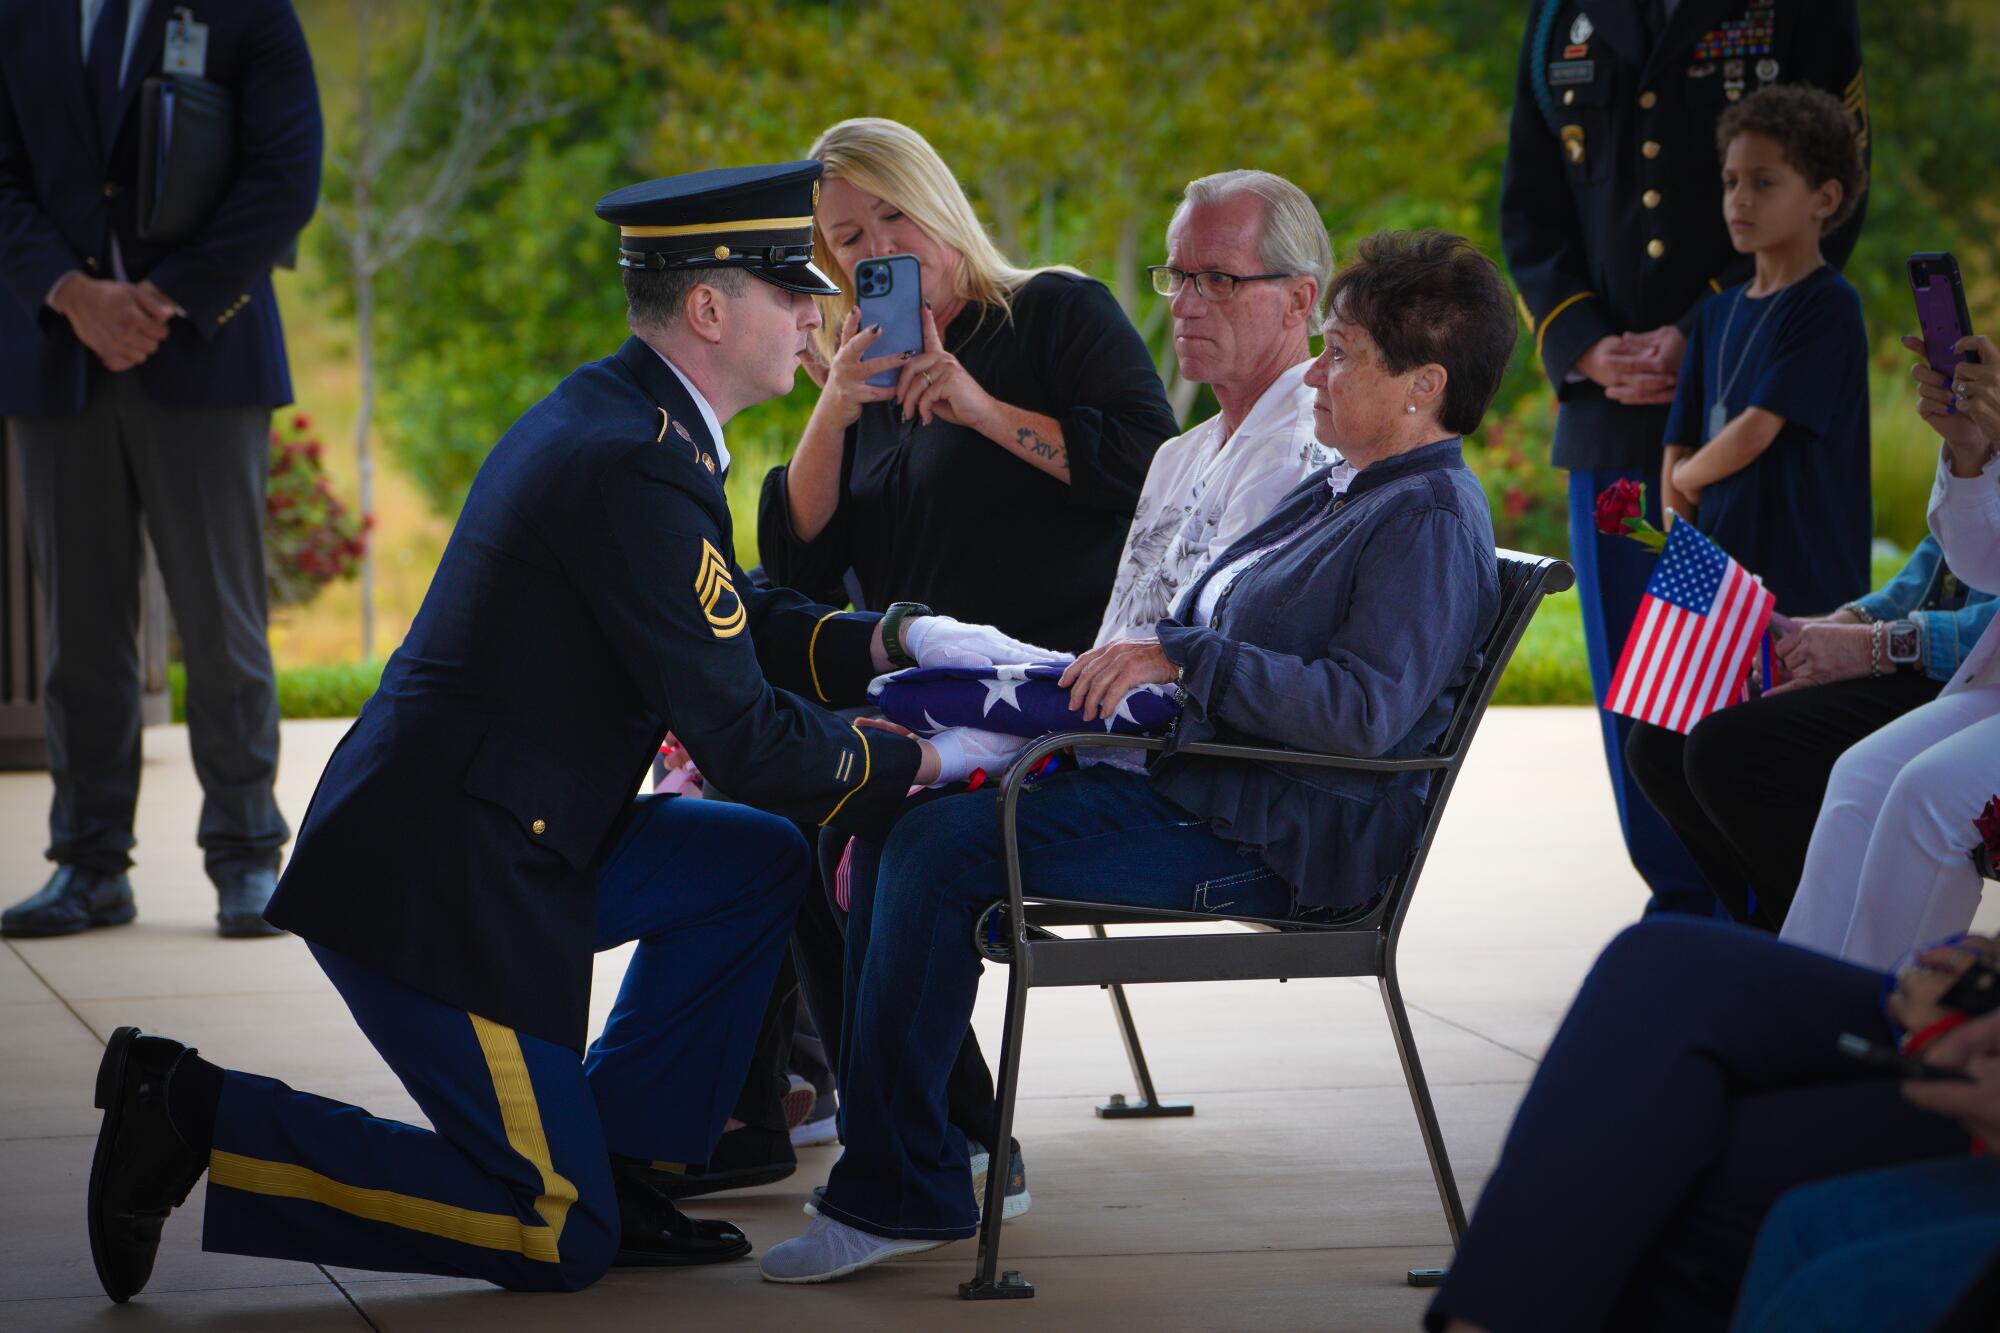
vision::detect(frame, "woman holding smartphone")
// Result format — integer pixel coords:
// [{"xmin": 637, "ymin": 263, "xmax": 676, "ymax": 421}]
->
[{"xmin": 758, "ymin": 117, "xmax": 1177, "ymax": 655}]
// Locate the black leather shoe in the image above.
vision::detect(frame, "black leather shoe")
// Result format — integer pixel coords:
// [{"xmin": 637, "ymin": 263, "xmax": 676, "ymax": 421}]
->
[
  {"xmin": 640, "ymin": 1122, "xmax": 796, "ymax": 1200},
  {"xmin": 611, "ymin": 1160, "xmax": 752, "ymax": 1267},
  {"xmin": 88, "ymin": 1027, "xmax": 210, "ymax": 1303},
  {"xmin": 1, "ymin": 866, "xmax": 135, "ymax": 938},
  {"xmin": 214, "ymin": 866, "xmax": 283, "ymax": 939}
]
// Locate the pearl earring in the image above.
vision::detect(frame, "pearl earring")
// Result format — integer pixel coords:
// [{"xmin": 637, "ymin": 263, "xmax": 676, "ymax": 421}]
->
[{"xmin": 1406, "ymin": 403, "xmax": 1417, "ymax": 413}]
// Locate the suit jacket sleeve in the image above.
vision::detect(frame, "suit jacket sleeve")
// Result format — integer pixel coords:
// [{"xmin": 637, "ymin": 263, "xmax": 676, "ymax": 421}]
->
[
  {"xmin": 0, "ymin": 62, "xmax": 83, "ymax": 324},
  {"xmin": 1500, "ymin": 16, "xmax": 1616, "ymax": 392},
  {"xmin": 145, "ymin": 1, "xmax": 323, "ymax": 335},
  {"xmin": 581, "ymin": 442, "xmax": 919, "ymax": 837}
]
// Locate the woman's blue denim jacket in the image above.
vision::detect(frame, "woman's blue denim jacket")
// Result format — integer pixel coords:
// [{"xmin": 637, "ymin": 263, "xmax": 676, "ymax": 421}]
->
[
  {"xmin": 1851, "ymin": 535, "xmax": 1999, "ymax": 683},
  {"xmin": 1152, "ymin": 437, "xmax": 1499, "ymax": 911}
]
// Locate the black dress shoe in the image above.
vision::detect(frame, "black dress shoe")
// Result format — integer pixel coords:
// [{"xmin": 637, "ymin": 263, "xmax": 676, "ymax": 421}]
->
[
  {"xmin": 611, "ymin": 1160, "xmax": 752, "ymax": 1267},
  {"xmin": 214, "ymin": 866, "xmax": 284, "ymax": 939},
  {"xmin": 1, "ymin": 866, "xmax": 135, "ymax": 938},
  {"xmin": 640, "ymin": 1122, "xmax": 797, "ymax": 1200},
  {"xmin": 88, "ymin": 1027, "xmax": 211, "ymax": 1303}
]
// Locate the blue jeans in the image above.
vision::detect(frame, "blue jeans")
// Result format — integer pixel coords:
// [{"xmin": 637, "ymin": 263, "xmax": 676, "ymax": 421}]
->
[
  {"xmin": 1567, "ymin": 467, "xmax": 1712, "ymax": 911},
  {"xmin": 1732, "ymin": 1156, "xmax": 2000, "ymax": 1332},
  {"xmin": 818, "ymin": 766, "xmax": 1291, "ymax": 1239}
]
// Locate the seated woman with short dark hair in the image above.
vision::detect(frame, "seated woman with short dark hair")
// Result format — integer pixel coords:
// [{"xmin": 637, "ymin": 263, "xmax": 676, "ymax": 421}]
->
[{"xmin": 761, "ymin": 229, "xmax": 1521, "ymax": 1283}]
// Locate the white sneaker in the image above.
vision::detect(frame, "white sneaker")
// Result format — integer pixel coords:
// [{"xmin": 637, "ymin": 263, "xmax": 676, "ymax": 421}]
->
[{"xmin": 759, "ymin": 1215, "xmax": 945, "ymax": 1283}]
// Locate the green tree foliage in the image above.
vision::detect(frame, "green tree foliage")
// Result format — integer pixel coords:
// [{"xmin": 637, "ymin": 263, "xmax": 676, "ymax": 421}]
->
[{"xmin": 344, "ymin": 0, "xmax": 1996, "ymax": 562}]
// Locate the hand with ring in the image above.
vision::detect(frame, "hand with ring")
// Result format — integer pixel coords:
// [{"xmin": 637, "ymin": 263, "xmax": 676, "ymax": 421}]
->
[
  {"xmin": 1902, "ymin": 333, "xmax": 1996, "ymax": 465},
  {"xmin": 895, "ymin": 304, "xmax": 996, "ymax": 429}
]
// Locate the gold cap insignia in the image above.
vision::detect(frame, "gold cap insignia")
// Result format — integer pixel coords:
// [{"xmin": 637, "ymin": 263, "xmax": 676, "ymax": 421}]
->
[
  {"xmin": 695, "ymin": 539, "xmax": 746, "ymax": 638},
  {"xmin": 713, "ymin": 244, "xmax": 731, "ymax": 260}
]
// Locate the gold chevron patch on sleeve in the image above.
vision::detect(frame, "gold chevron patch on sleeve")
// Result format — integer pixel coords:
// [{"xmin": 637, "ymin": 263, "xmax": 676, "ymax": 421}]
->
[{"xmin": 694, "ymin": 539, "xmax": 746, "ymax": 639}]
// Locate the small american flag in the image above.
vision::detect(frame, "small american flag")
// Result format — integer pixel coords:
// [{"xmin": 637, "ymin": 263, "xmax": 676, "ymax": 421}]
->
[{"xmin": 1606, "ymin": 520, "xmax": 1775, "ymax": 734}]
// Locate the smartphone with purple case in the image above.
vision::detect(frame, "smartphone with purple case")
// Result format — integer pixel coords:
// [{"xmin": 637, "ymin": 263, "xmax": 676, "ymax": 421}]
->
[
  {"xmin": 853, "ymin": 253, "xmax": 924, "ymax": 387},
  {"xmin": 1909, "ymin": 252, "xmax": 1979, "ymax": 379}
]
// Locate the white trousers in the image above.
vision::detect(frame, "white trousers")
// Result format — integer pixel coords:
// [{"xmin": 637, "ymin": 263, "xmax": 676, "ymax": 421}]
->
[{"xmin": 1781, "ymin": 684, "xmax": 2000, "ymax": 969}]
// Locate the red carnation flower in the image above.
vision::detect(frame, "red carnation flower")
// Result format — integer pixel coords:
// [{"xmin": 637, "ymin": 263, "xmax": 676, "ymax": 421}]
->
[
  {"xmin": 292, "ymin": 413, "xmax": 311, "ymax": 432},
  {"xmin": 1974, "ymin": 796, "xmax": 2000, "ymax": 880},
  {"xmin": 1594, "ymin": 478, "xmax": 1645, "ymax": 536}
]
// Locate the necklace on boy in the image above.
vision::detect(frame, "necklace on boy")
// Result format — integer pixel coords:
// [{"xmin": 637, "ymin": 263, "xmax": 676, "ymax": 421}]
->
[{"xmin": 1707, "ymin": 270, "xmax": 1814, "ymax": 440}]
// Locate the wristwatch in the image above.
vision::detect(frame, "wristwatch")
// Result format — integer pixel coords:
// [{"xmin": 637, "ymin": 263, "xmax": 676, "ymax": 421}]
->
[
  {"xmin": 1886, "ymin": 619, "xmax": 1922, "ymax": 670},
  {"xmin": 880, "ymin": 601, "xmax": 932, "ymax": 670}
]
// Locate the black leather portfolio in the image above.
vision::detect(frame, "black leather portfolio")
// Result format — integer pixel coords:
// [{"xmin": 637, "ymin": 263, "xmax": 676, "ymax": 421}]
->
[{"xmin": 135, "ymin": 73, "xmax": 233, "ymax": 244}]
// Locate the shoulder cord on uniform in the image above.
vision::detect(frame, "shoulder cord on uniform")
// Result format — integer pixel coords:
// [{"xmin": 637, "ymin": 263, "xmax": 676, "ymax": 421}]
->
[{"xmin": 1529, "ymin": 0, "xmax": 1565, "ymax": 136}]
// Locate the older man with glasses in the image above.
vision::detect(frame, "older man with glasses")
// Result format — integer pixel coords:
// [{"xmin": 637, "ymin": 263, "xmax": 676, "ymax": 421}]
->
[{"xmin": 1099, "ymin": 169, "xmax": 1348, "ymax": 650}]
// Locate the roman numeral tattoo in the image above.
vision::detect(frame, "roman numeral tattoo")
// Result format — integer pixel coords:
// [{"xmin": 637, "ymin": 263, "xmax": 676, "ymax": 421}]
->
[{"xmin": 1016, "ymin": 426, "xmax": 1069, "ymax": 475}]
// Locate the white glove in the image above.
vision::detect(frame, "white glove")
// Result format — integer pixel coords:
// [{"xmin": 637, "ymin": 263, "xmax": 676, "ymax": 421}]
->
[
  {"xmin": 927, "ymin": 727, "xmax": 1031, "ymax": 786},
  {"xmin": 904, "ymin": 615, "xmax": 1074, "ymax": 670}
]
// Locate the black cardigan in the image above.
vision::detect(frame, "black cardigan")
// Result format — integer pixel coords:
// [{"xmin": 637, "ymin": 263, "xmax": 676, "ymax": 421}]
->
[{"xmin": 757, "ymin": 271, "xmax": 1177, "ymax": 653}]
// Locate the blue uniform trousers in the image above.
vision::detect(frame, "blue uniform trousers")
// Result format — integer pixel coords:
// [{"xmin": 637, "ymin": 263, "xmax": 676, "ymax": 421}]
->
[
  {"xmin": 200, "ymin": 795, "xmax": 808, "ymax": 1290},
  {"xmin": 1426, "ymin": 920, "xmax": 1971, "ymax": 1333},
  {"xmin": 1567, "ymin": 468, "xmax": 1712, "ymax": 912},
  {"xmin": 1732, "ymin": 1156, "xmax": 2000, "ymax": 1333},
  {"xmin": 820, "ymin": 767, "xmax": 1292, "ymax": 1240}
]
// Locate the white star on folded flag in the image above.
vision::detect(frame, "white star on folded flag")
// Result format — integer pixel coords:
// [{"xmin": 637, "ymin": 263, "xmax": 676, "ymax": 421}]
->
[{"xmin": 979, "ymin": 676, "xmax": 1026, "ymax": 716}]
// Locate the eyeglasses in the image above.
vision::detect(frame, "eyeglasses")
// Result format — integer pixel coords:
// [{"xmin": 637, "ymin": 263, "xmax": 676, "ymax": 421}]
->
[{"xmin": 1147, "ymin": 266, "xmax": 1294, "ymax": 300}]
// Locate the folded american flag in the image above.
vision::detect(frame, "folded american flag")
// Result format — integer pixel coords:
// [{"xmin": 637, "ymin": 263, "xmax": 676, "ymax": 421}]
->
[
  {"xmin": 1606, "ymin": 519, "xmax": 1775, "ymax": 734},
  {"xmin": 869, "ymin": 663, "xmax": 1178, "ymax": 740}
]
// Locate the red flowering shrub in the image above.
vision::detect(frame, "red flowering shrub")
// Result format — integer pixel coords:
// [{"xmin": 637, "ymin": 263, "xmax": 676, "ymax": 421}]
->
[
  {"xmin": 1463, "ymin": 393, "xmax": 1570, "ymax": 559},
  {"xmin": 266, "ymin": 412, "xmax": 367, "ymax": 609}
]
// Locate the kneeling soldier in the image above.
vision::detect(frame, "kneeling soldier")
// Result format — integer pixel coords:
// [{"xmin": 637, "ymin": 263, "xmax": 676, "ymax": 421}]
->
[{"xmin": 84, "ymin": 162, "xmax": 976, "ymax": 1300}]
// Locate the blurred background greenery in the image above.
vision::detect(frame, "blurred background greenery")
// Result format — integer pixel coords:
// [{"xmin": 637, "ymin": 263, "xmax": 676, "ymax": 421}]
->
[{"xmin": 265, "ymin": 0, "xmax": 1999, "ymax": 711}]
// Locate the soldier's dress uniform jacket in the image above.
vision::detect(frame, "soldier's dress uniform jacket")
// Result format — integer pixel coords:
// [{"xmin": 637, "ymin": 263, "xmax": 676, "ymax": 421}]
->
[
  {"xmin": 267, "ymin": 338, "xmax": 921, "ymax": 1053},
  {"xmin": 1503, "ymin": 0, "xmax": 1867, "ymax": 472}
]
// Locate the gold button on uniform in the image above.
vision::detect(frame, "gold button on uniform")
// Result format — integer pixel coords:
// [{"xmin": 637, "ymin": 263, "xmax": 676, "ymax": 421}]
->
[
  {"xmin": 531, "ymin": 819, "xmax": 547, "ymax": 835},
  {"xmin": 1647, "ymin": 239, "xmax": 1666, "ymax": 259},
  {"xmin": 1643, "ymin": 190, "xmax": 1662, "ymax": 209},
  {"xmin": 1639, "ymin": 90, "xmax": 1657, "ymax": 109},
  {"xmin": 1642, "ymin": 140, "xmax": 1661, "ymax": 159}
]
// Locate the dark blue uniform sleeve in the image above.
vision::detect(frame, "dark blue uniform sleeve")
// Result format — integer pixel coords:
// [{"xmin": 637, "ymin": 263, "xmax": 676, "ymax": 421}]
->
[
  {"xmin": 146, "ymin": 1, "xmax": 323, "ymax": 335},
  {"xmin": 1500, "ymin": 9, "xmax": 1618, "ymax": 392},
  {"xmin": 582, "ymin": 443, "xmax": 920, "ymax": 836}
]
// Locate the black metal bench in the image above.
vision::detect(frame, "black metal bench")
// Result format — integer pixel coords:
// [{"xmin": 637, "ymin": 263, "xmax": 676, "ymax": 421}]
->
[{"xmin": 958, "ymin": 550, "xmax": 1575, "ymax": 1300}]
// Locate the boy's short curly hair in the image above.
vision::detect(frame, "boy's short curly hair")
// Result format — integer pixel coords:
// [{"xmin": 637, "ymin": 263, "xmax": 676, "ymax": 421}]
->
[{"xmin": 1715, "ymin": 84, "xmax": 1867, "ymax": 233}]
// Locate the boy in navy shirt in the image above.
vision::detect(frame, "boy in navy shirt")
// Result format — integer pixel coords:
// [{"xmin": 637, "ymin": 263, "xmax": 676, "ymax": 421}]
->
[{"xmin": 1661, "ymin": 85, "xmax": 1872, "ymax": 615}]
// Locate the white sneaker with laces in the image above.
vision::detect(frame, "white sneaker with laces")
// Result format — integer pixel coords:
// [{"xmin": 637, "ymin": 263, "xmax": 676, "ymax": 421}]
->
[{"xmin": 759, "ymin": 1215, "xmax": 945, "ymax": 1283}]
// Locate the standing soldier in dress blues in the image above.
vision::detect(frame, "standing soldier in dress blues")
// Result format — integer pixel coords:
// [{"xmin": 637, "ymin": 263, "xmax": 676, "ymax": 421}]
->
[
  {"xmin": 79, "ymin": 162, "xmax": 1021, "ymax": 1302},
  {"xmin": 1501, "ymin": 0, "xmax": 1867, "ymax": 914}
]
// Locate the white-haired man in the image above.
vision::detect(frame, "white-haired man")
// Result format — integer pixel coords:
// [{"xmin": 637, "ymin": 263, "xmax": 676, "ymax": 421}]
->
[{"xmin": 1100, "ymin": 170, "xmax": 1347, "ymax": 646}]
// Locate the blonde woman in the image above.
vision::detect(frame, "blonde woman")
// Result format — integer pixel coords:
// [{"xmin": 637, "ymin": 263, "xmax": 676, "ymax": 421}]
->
[{"xmin": 758, "ymin": 118, "xmax": 1177, "ymax": 653}]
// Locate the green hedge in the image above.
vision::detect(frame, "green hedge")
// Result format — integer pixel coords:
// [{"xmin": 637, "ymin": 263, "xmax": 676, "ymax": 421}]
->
[
  {"xmin": 174, "ymin": 603, "xmax": 1596, "ymax": 724},
  {"xmin": 170, "ymin": 660, "xmax": 385, "ymax": 723}
]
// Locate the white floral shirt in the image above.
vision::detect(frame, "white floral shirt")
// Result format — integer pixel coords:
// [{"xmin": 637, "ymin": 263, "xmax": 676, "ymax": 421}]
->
[{"xmin": 1094, "ymin": 359, "xmax": 1344, "ymax": 646}]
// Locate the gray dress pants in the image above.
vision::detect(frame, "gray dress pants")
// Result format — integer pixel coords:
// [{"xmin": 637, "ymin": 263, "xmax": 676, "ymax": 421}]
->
[{"xmin": 10, "ymin": 366, "xmax": 287, "ymax": 879}]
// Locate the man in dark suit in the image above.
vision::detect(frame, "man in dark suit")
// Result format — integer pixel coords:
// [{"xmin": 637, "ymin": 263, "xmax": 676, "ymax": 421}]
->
[
  {"xmin": 1500, "ymin": 0, "xmax": 1866, "ymax": 914},
  {"xmin": 80, "ymin": 163, "xmax": 1016, "ymax": 1301},
  {"xmin": 0, "ymin": 1, "xmax": 323, "ymax": 938}
]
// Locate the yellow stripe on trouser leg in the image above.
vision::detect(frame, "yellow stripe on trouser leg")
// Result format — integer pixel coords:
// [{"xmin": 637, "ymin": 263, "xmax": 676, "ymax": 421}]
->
[
  {"xmin": 470, "ymin": 1014, "xmax": 579, "ymax": 1251},
  {"xmin": 207, "ymin": 1151, "xmax": 564, "ymax": 1262}
]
